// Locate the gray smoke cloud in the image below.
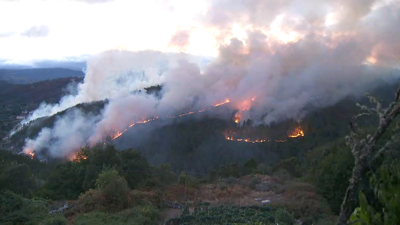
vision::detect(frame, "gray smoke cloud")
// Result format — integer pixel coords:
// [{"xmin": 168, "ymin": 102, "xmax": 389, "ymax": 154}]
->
[
  {"xmin": 22, "ymin": 0, "xmax": 400, "ymax": 157},
  {"xmin": 24, "ymin": 109, "xmax": 101, "ymax": 158}
]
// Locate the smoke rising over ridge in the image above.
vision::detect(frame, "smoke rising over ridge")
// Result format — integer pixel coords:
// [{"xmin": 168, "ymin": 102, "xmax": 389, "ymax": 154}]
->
[{"xmin": 22, "ymin": 0, "xmax": 400, "ymax": 158}]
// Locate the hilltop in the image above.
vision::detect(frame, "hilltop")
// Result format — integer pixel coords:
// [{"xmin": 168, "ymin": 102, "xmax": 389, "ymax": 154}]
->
[{"xmin": 0, "ymin": 68, "xmax": 84, "ymax": 84}]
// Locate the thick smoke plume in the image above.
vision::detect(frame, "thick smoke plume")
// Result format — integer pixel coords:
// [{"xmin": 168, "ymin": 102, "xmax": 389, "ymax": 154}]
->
[{"xmin": 22, "ymin": 0, "xmax": 400, "ymax": 158}]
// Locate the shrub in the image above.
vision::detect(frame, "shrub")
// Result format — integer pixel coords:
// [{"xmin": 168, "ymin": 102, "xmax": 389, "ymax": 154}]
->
[
  {"xmin": 305, "ymin": 140, "xmax": 354, "ymax": 214},
  {"xmin": 165, "ymin": 205, "xmax": 275, "ymax": 225},
  {"xmin": 95, "ymin": 167, "xmax": 122, "ymax": 190},
  {"xmin": 40, "ymin": 215, "xmax": 68, "ymax": 225},
  {"xmin": 0, "ymin": 163, "xmax": 36, "ymax": 196},
  {"xmin": 75, "ymin": 206, "xmax": 159, "ymax": 225},
  {"xmin": 77, "ymin": 168, "xmax": 133, "ymax": 213},
  {"xmin": 271, "ymin": 182, "xmax": 332, "ymax": 222},
  {"xmin": 272, "ymin": 157, "xmax": 302, "ymax": 178},
  {"xmin": 0, "ymin": 190, "xmax": 48, "ymax": 225},
  {"xmin": 218, "ymin": 182, "xmax": 228, "ymax": 190},
  {"xmin": 275, "ymin": 208, "xmax": 295, "ymax": 225},
  {"xmin": 249, "ymin": 176, "xmax": 261, "ymax": 189},
  {"xmin": 225, "ymin": 176, "xmax": 237, "ymax": 186},
  {"xmin": 349, "ymin": 162, "xmax": 400, "ymax": 225},
  {"xmin": 243, "ymin": 158, "xmax": 258, "ymax": 174},
  {"xmin": 255, "ymin": 163, "xmax": 272, "ymax": 175}
]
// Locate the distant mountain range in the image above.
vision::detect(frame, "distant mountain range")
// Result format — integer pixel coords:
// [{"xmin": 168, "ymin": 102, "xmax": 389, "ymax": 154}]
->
[{"xmin": 0, "ymin": 68, "xmax": 84, "ymax": 84}]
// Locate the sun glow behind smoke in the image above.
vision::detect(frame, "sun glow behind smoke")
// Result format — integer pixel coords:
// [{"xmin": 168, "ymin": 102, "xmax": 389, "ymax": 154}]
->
[{"xmin": 18, "ymin": 0, "xmax": 400, "ymax": 160}]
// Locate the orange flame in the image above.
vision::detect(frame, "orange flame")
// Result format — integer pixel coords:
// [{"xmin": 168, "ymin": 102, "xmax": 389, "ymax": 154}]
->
[
  {"xmin": 27, "ymin": 151, "xmax": 35, "ymax": 159},
  {"xmin": 234, "ymin": 113, "xmax": 241, "ymax": 124},
  {"xmin": 110, "ymin": 99, "xmax": 231, "ymax": 142},
  {"xmin": 288, "ymin": 127, "xmax": 305, "ymax": 138},
  {"xmin": 214, "ymin": 99, "xmax": 230, "ymax": 107},
  {"xmin": 225, "ymin": 135, "xmax": 288, "ymax": 143},
  {"xmin": 225, "ymin": 135, "xmax": 268, "ymax": 143}
]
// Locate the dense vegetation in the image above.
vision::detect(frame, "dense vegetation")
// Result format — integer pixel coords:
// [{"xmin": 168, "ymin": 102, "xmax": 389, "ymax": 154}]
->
[
  {"xmin": 165, "ymin": 204, "xmax": 293, "ymax": 225},
  {"xmin": 1, "ymin": 75, "xmax": 399, "ymax": 224}
]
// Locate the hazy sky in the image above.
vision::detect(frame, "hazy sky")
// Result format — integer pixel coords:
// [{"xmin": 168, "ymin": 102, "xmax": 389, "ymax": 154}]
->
[
  {"xmin": 1, "ymin": 0, "xmax": 399, "ymax": 67},
  {"xmin": 0, "ymin": 0, "xmax": 214, "ymax": 64}
]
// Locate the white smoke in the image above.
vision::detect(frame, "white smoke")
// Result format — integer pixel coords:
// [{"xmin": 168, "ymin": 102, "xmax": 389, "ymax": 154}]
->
[
  {"xmin": 24, "ymin": 109, "xmax": 101, "ymax": 158},
  {"xmin": 22, "ymin": 0, "xmax": 400, "ymax": 157}
]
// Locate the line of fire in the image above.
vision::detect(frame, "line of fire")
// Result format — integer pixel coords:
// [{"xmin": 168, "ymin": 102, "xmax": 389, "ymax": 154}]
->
[{"xmin": 25, "ymin": 97, "xmax": 306, "ymax": 161}]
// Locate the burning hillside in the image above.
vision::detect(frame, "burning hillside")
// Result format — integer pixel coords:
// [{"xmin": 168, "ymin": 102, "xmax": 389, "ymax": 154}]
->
[
  {"xmin": 223, "ymin": 125, "xmax": 304, "ymax": 144},
  {"xmin": 288, "ymin": 127, "xmax": 305, "ymax": 138},
  {"xmin": 17, "ymin": 0, "xmax": 400, "ymax": 159},
  {"xmin": 109, "ymin": 99, "xmax": 231, "ymax": 142}
]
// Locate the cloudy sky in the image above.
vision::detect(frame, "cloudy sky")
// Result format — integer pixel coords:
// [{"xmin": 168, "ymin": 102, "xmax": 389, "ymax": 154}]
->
[
  {"xmin": 0, "ymin": 0, "xmax": 214, "ymax": 64},
  {"xmin": 1, "ymin": 0, "xmax": 399, "ymax": 68}
]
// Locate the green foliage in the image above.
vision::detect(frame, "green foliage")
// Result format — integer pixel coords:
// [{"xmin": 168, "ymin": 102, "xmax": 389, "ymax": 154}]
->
[
  {"xmin": 181, "ymin": 204, "xmax": 190, "ymax": 217},
  {"xmin": 38, "ymin": 161, "xmax": 86, "ymax": 200},
  {"xmin": 165, "ymin": 205, "xmax": 276, "ymax": 225},
  {"xmin": 305, "ymin": 140, "xmax": 354, "ymax": 214},
  {"xmin": 272, "ymin": 157, "xmax": 302, "ymax": 177},
  {"xmin": 40, "ymin": 215, "xmax": 68, "ymax": 225},
  {"xmin": 255, "ymin": 163, "xmax": 272, "ymax": 175},
  {"xmin": 74, "ymin": 205, "xmax": 159, "ymax": 225},
  {"xmin": 243, "ymin": 158, "xmax": 258, "ymax": 174},
  {"xmin": 39, "ymin": 145, "xmax": 156, "ymax": 200},
  {"xmin": 146, "ymin": 164, "xmax": 177, "ymax": 187},
  {"xmin": 178, "ymin": 171, "xmax": 189, "ymax": 184},
  {"xmin": 119, "ymin": 148, "xmax": 151, "ymax": 188},
  {"xmin": 275, "ymin": 208, "xmax": 295, "ymax": 225},
  {"xmin": 271, "ymin": 181, "xmax": 332, "ymax": 223},
  {"xmin": 95, "ymin": 167, "xmax": 121, "ymax": 190},
  {"xmin": 0, "ymin": 150, "xmax": 50, "ymax": 181},
  {"xmin": 0, "ymin": 190, "xmax": 48, "ymax": 225},
  {"xmin": 249, "ymin": 176, "xmax": 261, "ymax": 189},
  {"xmin": 349, "ymin": 162, "xmax": 400, "ymax": 225},
  {"xmin": 0, "ymin": 163, "xmax": 36, "ymax": 196},
  {"xmin": 78, "ymin": 168, "xmax": 132, "ymax": 213}
]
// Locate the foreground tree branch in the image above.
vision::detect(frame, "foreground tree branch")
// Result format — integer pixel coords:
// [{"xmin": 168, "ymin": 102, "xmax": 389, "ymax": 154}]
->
[{"xmin": 338, "ymin": 87, "xmax": 400, "ymax": 225}]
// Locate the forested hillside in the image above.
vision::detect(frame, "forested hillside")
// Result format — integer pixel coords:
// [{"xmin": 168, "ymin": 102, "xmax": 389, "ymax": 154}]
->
[
  {"xmin": 0, "ymin": 77, "xmax": 83, "ymax": 141},
  {"xmin": 3, "ymin": 81, "xmax": 399, "ymax": 225},
  {"xmin": 0, "ymin": 68, "xmax": 84, "ymax": 84}
]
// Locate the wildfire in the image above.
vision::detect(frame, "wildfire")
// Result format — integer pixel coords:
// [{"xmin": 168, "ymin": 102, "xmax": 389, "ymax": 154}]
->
[
  {"xmin": 226, "ymin": 136, "xmax": 267, "ymax": 143},
  {"xmin": 225, "ymin": 135, "xmax": 288, "ymax": 143},
  {"xmin": 234, "ymin": 114, "xmax": 241, "ymax": 123},
  {"xmin": 214, "ymin": 99, "xmax": 230, "ymax": 107},
  {"xmin": 109, "ymin": 99, "xmax": 231, "ymax": 142},
  {"xmin": 111, "ymin": 129, "xmax": 126, "ymax": 140},
  {"xmin": 232, "ymin": 96, "xmax": 257, "ymax": 124},
  {"xmin": 27, "ymin": 151, "xmax": 35, "ymax": 159},
  {"xmin": 288, "ymin": 127, "xmax": 305, "ymax": 138}
]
